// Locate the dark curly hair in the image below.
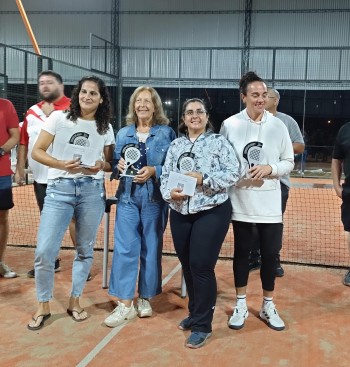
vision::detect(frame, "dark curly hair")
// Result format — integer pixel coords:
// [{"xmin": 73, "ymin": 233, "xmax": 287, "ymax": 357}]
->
[
  {"xmin": 178, "ymin": 98, "xmax": 214, "ymax": 135},
  {"xmin": 67, "ymin": 76, "xmax": 112, "ymax": 135},
  {"xmin": 239, "ymin": 71, "xmax": 264, "ymax": 95}
]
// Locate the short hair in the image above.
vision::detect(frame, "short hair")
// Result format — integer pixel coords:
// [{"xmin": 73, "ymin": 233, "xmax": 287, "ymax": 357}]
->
[
  {"xmin": 268, "ymin": 88, "xmax": 280, "ymax": 100},
  {"xmin": 38, "ymin": 70, "xmax": 63, "ymax": 84},
  {"xmin": 239, "ymin": 71, "xmax": 264, "ymax": 95},
  {"xmin": 178, "ymin": 98, "xmax": 214, "ymax": 135},
  {"xmin": 125, "ymin": 86, "xmax": 169, "ymax": 126}
]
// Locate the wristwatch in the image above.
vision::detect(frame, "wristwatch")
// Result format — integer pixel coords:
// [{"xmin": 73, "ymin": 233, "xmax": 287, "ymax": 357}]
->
[{"xmin": 0, "ymin": 148, "xmax": 5, "ymax": 156}]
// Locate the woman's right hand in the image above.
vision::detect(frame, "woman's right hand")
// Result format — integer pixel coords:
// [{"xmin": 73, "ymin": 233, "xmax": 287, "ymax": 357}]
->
[
  {"xmin": 61, "ymin": 158, "xmax": 83, "ymax": 174},
  {"xmin": 117, "ymin": 157, "xmax": 125, "ymax": 173},
  {"xmin": 170, "ymin": 188, "xmax": 187, "ymax": 201}
]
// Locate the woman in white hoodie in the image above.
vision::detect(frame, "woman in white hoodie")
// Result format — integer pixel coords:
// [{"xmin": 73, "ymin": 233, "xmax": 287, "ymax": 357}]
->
[{"xmin": 220, "ymin": 71, "xmax": 294, "ymax": 332}]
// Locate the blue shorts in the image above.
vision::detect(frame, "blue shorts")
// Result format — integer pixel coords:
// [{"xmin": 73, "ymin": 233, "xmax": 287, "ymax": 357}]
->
[{"xmin": 0, "ymin": 175, "xmax": 14, "ymax": 210}]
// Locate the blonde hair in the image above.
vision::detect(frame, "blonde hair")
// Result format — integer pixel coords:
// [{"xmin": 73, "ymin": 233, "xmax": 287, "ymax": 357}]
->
[{"xmin": 125, "ymin": 86, "xmax": 169, "ymax": 126}]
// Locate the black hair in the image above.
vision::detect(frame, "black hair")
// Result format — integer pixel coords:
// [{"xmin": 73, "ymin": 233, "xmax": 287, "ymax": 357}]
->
[
  {"xmin": 178, "ymin": 98, "xmax": 214, "ymax": 134},
  {"xmin": 67, "ymin": 75, "xmax": 112, "ymax": 135},
  {"xmin": 239, "ymin": 71, "xmax": 264, "ymax": 95}
]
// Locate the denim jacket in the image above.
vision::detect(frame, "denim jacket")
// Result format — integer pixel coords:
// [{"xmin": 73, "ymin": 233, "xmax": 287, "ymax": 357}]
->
[{"xmin": 113, "ymin": 123, "xmax": 176, "ymax": 203}]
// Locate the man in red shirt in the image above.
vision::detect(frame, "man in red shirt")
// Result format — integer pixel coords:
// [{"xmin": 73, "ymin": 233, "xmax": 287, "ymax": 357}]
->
[
  {"xmin": 15, "ymin": 71, "xmax": 91, "ymax": 280},
  {"xmin": 0, "ymin": 98, "xmax": 20, "ymax": 278}
]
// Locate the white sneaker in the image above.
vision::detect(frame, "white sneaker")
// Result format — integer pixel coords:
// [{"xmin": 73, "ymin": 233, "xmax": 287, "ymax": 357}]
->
[
  {"xmin": 0, "ymin": 262, "xmax": 17, "ymax": 278},
  {"xmin": 104, "ymin": 301, "xmax": 137, "ymax": 328},
  {"xmin": 259, "ymin": 302, "xmax": 285, "ymax": 331},
  {"xmin": 136, "ymin": 298, "xmax": 152, "ymax": 318},
  {"xmin": 228, "ymin": 305, "xmax": 248, "ymax": 330}
]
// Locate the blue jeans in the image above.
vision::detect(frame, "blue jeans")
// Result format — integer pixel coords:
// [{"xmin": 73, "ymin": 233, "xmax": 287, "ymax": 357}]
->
[
  {"xmin": 109, "ymin": 184, "xmax": 167, "ymax": 300},
  {"xmin": 34, "ymin": 177, "xmax": 105, "ymax": 302}
]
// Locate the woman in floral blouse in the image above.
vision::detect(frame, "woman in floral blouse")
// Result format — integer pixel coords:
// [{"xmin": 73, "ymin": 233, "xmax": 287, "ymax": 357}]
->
[{"xmin": 160, "ymin": 98, "xmax": 239, "ymax": 349}]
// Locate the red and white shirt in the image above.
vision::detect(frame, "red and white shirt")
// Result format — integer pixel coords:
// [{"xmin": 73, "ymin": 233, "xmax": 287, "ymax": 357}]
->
[{"xmin": 19, "ymin": 96, "xmax": 70, "ymax": 183}]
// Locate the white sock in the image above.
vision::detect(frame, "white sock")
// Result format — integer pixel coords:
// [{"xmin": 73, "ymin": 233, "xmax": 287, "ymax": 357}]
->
[
  {"xmin": 236, "ymin": 295, "xmax": 247, "ymax": 307},
  {"xmin": 263, "ymin": 296, "xmax": 273, "ymax": 308}
]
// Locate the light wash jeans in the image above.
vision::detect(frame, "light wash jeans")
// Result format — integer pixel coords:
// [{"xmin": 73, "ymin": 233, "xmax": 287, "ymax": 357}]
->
[
  {"xmin": 109, "ymin": 184, "xmax": 168, "ymax": 300},
  {"xmin": 34, "ymin": 177, "xmax": 105, "ymax": 302}
]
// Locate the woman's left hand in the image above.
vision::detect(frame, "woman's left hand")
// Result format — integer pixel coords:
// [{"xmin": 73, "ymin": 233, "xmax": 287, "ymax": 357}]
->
[
  {"xmin": 133, "ymin": 166, "xmax": 156, "ymax": 183},
  {"xmin": 83, "ymin": 160, "xmax": 105, "ymax": 174},
  {"xmin": 248, "ymin": 164, "xmax": 272, "ymax": 180},
  {"xmin": 70, "ymin": 160, "xmax": 104, "ymax": 175},
  {"xmin": 186, "ymin": 171, "xmax": 203, "ymax": 185}
]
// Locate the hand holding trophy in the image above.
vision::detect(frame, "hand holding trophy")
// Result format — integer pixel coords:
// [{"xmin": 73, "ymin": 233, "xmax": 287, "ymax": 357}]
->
[{"xmin": 120, "ymin": 143, "xmax": 141, "ymax": 177}]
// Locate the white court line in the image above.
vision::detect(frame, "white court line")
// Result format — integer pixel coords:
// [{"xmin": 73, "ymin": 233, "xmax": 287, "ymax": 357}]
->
[{"xmin": 76, "ymin": 262, "xmax": 182, "ymax": 367}]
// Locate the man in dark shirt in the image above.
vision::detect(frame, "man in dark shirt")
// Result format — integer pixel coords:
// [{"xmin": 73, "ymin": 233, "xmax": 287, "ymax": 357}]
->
[{"xmin": 332, "ymin": 122, "xmax": 350, "ymax": 286}]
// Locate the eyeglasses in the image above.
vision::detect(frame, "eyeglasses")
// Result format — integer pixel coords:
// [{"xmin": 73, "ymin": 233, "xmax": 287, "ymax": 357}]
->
[{"xmin": 184, "ymin": 109, "xmax": 206, "ymax": 116}]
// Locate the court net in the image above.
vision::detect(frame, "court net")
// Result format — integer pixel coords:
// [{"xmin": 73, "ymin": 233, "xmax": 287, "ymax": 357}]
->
[{"xmin": 7, "ymin": 177, "xmax": 348, "ymax": 268}]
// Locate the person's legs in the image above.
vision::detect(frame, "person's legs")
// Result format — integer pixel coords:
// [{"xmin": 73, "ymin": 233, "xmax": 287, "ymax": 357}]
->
[
  {"xmin": 248, "ymin": 224, "xmax": 261, "ymax": 271},
  {"xmin": 341, "ymin": 185, "xmax": 350, "ymax": 286},
  {"xmin": 257, "ymin": 222, "xmax": 285, "ymax": 331},
  {"xmin": 170, "ymin": 209, "xmax": 194, "ymax": 320},
  {"xmin": 104, "ymin": 192, "xmax": 142, "ymax": 327},
  {"xmin": 108, "ymin": 196, "xmax": 142, "ymax": 301},
  {"xmin": 228, "ymin": 221, "xmax": 253, "ymax": 330},
  {"xmin": 0, "ymin": 209, "xmax": 9, "ymax": 260},
  {"xmin": 28, "ymin": 179, "xmax": 75, "ymax": 329},
  {"xmin": 276, "ymin": 182, "xmax": 290, "ymax": 277},
  {"xmin": 69, "ymin": 178, "xmax": 105, "ymax": 320},
  {"xmin": 187, "ymin": 200, "xmax": 232, "ymax": 334},
  {"xmin": 138, "ymin": 186, "xmax": 166, "ymax": 299},
  {"xmin": 29, "ymin": 182, "xmax": 85, "ymax": 279},
  {"xmin": 344, "ymin": 233, "xmax": 350, "ymax": 286},
  {"xmin": 0, "ymin": 175, "xmax": 16, "ymax": 278},
  {"xmin": 28, "ymin": 182, "xmax": 61, "ymax": 278}
]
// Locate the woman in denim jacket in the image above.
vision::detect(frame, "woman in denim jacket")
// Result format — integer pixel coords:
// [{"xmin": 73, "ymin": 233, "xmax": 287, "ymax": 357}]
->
[{"xmin": 104, "ymin": 86, "xmax": 176, "ymax": 328}]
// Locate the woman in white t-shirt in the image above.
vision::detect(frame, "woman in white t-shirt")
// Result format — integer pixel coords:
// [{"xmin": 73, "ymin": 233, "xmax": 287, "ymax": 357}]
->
[{"xmin": 27, "ymin": 76, "xmax": 115, "ymax": 331}]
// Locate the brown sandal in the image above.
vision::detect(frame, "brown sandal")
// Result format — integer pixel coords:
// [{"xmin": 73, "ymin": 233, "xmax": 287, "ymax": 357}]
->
[
  {"xmin": 27, "ymin": 313, "xmax": 51, "ymax": 331},
  {"xmin": 67, "ymin": 309, "xmax": 88, "ymax": 322}
]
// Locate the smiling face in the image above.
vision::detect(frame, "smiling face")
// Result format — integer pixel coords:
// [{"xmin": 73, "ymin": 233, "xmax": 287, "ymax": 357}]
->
[
  {"xmin": 38, "ymin": 75, "xmax": 64, "ymax": 103},
  {"xmin": 134, "ymin": 90, "xmax": 155, "ymax": 124},
  {"xmin": 78, "ymin": 81, "xmax": 103, "ymax": 118},
  {"xmin": 241, "ymin": 81, "xmax": 268, "ymax": 120},
  {"xmin": 183, "ymin": 101, "xmax": 208, "ymax": 137}
]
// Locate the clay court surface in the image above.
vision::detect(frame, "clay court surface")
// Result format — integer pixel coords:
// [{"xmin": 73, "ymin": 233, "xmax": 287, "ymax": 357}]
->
[
  {"xmin": 1, "ymin": 177, "xmax": 350, "ymax": 366},
  {"xmin": 1, "ymin": 248, "xmax": 349, "ymax": 367}
]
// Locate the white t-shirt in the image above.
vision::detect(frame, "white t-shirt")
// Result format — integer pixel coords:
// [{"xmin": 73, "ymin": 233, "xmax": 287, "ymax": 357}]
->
[
  {"xmin": 41, "ymin": 111, "xmax": 115, "ymax": 180},
  {"xmin": 25, "ymin": 104, "xmax": 55, "ymax": 183}
]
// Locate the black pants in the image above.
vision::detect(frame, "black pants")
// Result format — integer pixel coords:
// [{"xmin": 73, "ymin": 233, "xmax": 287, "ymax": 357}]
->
[
  {"xmin": 170, "ymin": 199, "xmax": 232, "ymax": 333},
  {"xmin": 251, "ymin": 182, "xmax": 289, "ymax": 255},
  {"xmin": 33, "ymin": 181, "xmax": 47, "ymax": 212},
  {"xmin": 233, "ymin": 221, "xmax": 283, "ymax": 291}
]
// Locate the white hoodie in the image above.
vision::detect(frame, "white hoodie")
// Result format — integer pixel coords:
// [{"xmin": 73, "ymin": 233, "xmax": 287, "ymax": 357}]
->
[{"xmin": 220, "ymin": 109, "xmax": 294, "ymax": 223}]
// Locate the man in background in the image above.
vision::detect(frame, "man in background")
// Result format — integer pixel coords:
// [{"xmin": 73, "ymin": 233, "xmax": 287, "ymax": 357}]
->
[
  {"xmin": 249, "ymin": 88, "xmax": 305, "ymax": 277},
  {"xmin": 0, "ymin": 98, "xmax": 20, "ymax": 278},
  {"xmin": 332, "ymin": 123, "xmax": 350, "ymax": 286},
  {"xmin": 15, "ymin": 71, "xmax": 91, "ymax": 281}
]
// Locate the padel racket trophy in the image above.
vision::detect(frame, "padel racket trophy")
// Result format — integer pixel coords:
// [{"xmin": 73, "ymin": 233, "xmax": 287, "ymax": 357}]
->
[
  {"xmin": 120, "ymin": 143, "xmax": 141, "ymax": 177},
  {"xmin": 242, "ymin": 141, "xmax": 264, "ymax": 177},
  {"xmin": 177, "ymin": 152, "xmax": 195, "ymax": 174}
]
